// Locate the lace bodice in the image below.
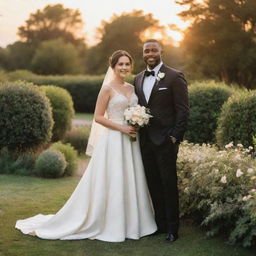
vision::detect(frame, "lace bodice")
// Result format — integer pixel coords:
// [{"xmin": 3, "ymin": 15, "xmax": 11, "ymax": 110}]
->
[{"xmin": 107, "ymin": 92, "xmax": 138, "ymax": 121}]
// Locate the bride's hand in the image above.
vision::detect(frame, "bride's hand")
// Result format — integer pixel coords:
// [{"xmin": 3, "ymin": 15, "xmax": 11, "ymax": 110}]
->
[{"xmin": 121, "ymin": 125, "xmax": 137, "ymax": 136}]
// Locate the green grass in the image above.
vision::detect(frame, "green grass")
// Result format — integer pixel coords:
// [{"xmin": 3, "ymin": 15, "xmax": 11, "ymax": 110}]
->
[
  {"xmin": 0, "ymin": 174, "xmax": 255, "ymax": 256},
  {"xmin": 74, "ymin": 113, "xmax": 93, "ymax": 121}
]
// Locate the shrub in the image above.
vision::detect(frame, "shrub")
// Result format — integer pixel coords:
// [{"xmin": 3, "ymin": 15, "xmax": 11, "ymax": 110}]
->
[
  {"xmin": 216, "ymin": 91, "xmax": 256, "ymax": 148},
  {"xmin": 0, "ymin": 81, "xmax": 53, "ymax": 152},
  {"xmin": 35, "ymin": 149, "xmax": 66, "ymax": 178},
  {"xmin": 3, "ymin": 71, "xmax": 134, "ymax": 112},
  {"xmin": 31, "ymin": 39, "xmax": 82, "ymax": 75},
  {"xmin": 178, "ymin": 141, "xmax": 256, "ymax": 247},
  {"xmin": 0, "ymin": 147, "xmax": 35, "ymax": 175},
  {"xmin": 186, "ymin": 82, "xmax": 233, "ymax": 143},
  {"xmin": 50, "ymin": 142, "xmax": 78, "ymax": 176},
  {"xmin": 62, "ymin": 126, "xmax": 90, "ymax": 154},
  {"xmin": 41, "ymin": 85, "xmax": 75, "ymax": 141}
]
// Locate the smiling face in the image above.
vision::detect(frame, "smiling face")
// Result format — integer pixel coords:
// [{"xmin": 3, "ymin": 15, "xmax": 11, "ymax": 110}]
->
[
  {"xmin": 113, "ymin": 56, "xmax": 132, "ymax": 79},
  {"xmin": 143, "ymin": 42, "xmax": 162, "ymax": 69}
]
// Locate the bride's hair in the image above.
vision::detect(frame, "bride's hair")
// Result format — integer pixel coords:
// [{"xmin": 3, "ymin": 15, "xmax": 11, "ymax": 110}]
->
[{"xmin": 109, "ymin": 50, "xmax": 133, "ymax": 68}]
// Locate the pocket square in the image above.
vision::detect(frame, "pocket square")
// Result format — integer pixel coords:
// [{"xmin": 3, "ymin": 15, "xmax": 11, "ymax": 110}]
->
[{"xmin": 158, "ymin": 87, "xmax": 168, "ymax": 91}]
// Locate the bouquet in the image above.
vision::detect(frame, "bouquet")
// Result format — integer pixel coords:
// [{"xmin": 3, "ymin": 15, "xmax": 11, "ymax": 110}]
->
[{"xmin": 124, "ymin": 104, "xmax": 152, "ymax": 141}]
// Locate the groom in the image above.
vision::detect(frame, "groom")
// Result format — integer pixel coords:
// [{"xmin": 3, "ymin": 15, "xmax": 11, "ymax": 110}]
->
[{"xmin": 134, "ymin": 39, "xmax": 189, "ymax": 242}]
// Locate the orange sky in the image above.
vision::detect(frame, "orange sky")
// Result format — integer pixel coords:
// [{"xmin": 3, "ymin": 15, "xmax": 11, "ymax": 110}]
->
[{"xmin": 0, "ymin": 0, "xmax": 190, "ymax": 47}]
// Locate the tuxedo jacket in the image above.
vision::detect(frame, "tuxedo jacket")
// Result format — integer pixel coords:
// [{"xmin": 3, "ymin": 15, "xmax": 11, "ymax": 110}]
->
[{"xmin": 134, "ymin": 64, "xmax": 189, "ymax": 145}]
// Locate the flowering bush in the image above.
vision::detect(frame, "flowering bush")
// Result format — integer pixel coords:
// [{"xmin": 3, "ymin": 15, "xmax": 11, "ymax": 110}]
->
[{"xmin": 178, "ymin": 141, "xmax": 256, "ymax": 247}]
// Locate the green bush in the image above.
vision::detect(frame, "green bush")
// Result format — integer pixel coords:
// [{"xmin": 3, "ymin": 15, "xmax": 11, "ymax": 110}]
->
[
  {"xmin": 41, "ymin": 85, "xmax": 75, "ymax": 141},
  {"xmin": 0, "ymin": 81, "xmax": 54, "ymax": 152},
  {"xmin": 0, "ymin": 147, "xmax": 35, "ymax": 175},
  {"xmin": 35, "ymin": 149, "xmax": 66, "ymax": 178},
  {"xmin": 178, "ymin": 141, "xmax": 256, "ymax": 247},
  {"xmin": 62, "ymin": 126, "xmax": 90, "ymax": 154},
  {"xmin": 186, "ymin": 82, "xmax": 233, "ymax": 143},
  {"xmin": 31, "ymin": 39, "xmax": 82, "ymax": 75},
  {"xmin": 50, "ymin": 142, "xmax": 78, "ymax": 176},
  {"xmin": 216, "ymin": 91, "xmax": 256, "ymax": 148},
  {"xmin": 3, "ymin": 71, "xmax": 134, "ymax": 112}
]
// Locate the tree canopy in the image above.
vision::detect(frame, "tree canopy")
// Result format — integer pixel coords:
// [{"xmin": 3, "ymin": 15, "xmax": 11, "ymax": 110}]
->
[
  {"xmin": 18, "ymin": 4, "xmax": 86, "ymax": 47},
  {"xmin": 177, "ymin": 0, "xmax": 256, "ymax": 89},
  {"xmin": 85, "ymin": 10, "xmax": 162, "ymax": 74}
]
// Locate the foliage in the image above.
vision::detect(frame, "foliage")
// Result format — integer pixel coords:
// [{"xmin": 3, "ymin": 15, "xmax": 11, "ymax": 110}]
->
[
  {"xmin": 178, "ymin": 141, "xmax": 256, "ymax": 247},
  {"xmin": 62, "ymin": 126, "xmax": 90, "ymax": 154},
  {"xmin": 86, "ymin": 10, "xmax": 161, "ymax": 74},
  {"xmin": 50, "ymin": 142, "xmax": 78, "ymax": 176},
  {"xmin": 0, "ymin": 81, "xmax": 53, "ymax": 152},
  {"xmin": 177, "ymin": 0, "xmax": 256, "ymax": 89},
  {"xmin": 1, "ymin": 42, "xmax": 36, "ymax": 71},
  {"xmin": 3, "ymin": 72, "xmax": 134, "ymax": 112},
  {"xmin": 18, "ymin": 4, "xmax": 85, "ymax": 48},
  {"xmin": 35, "ymin": 149, "xmax": 66, "ymax": 178},
  {"xmin": 0, "ymin": 147, "xmax": 35, "ymax": 175},
  {"xmin": 41, "ymin": 85, "xmax": 75, "ymax": 141},
  {"xmin": 31, "ymin": 39, "xmax": 82, "ymax": 75},
  {"xmin": 186, "ymin": 81, "xmax": 233, "ymax": 143},
  {"xmin": 216, "ymin": 91, "xmax": 256, "ymax": 148}
]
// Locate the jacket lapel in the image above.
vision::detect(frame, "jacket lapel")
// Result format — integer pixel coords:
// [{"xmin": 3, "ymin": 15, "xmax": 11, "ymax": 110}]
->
[{"xmin": 137, "ymin": 72, "xmax": 147, "ymax": 106}]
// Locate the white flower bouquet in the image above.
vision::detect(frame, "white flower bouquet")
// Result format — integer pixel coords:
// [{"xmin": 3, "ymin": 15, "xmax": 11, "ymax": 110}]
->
[{"xmin": 124, "ymin": 104, "xmax": 152, "ymax": 141}]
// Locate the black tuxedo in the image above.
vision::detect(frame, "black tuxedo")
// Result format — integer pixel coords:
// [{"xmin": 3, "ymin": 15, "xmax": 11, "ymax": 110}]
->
[{"xmin": 134, "ymin": 64, "xmax": 189, "ymax": 234}]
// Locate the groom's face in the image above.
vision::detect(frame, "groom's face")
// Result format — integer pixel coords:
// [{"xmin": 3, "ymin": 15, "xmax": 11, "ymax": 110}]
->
[{"xmin": 143, "ymin": 42, "xmax": 162, "ymax": 69}]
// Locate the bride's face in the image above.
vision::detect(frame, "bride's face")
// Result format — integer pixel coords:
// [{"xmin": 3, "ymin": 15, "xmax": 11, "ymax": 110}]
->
[{"xmin": 113, "ymin": 56, "xmax": 131, "ymax": 79}]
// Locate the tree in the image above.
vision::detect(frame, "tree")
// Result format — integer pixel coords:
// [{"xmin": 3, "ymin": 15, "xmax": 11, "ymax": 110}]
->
[
  {"xmin": 31, "ymin": 38, "xmax": 82, "ymax": 75},
  {"xmin": 86, "ymin": 10, "xmax": 162, "ymax": 74},
  {"xmin": 177, "ymin": 0, "xmax": 256, "ymax": 89},
  {"xmin": 18, "ymin": 4, "xmax": 86, "ymax": 48},
  {"xmin": 3, "ymin": 42, "xmax": 35, "ymax": 70}
]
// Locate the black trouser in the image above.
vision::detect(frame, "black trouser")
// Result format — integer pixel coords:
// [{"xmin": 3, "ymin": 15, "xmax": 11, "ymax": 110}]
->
[{"xmin": 140, "ymin": 133, "xmax": 179, "ymax": 234}]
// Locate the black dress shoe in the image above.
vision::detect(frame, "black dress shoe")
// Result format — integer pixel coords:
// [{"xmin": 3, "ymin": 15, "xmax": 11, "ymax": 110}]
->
[{"xmin": 166, "ymin": 233, "xmax": 178, "ymax": 242}]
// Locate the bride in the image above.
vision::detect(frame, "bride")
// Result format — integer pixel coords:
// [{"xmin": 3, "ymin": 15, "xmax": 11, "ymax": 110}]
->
[{"xmin": 15, "ymin": 50, "xmax": 157, "ymax": 242}]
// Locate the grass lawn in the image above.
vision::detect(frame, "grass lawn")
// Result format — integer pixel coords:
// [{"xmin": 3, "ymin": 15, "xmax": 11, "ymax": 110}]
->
[
  {"xmin": 0, "ymin": 174, "xmax": 255, "ymax": 256},
  {"xmin": 74, "ymin": 113, "xmax": 93, "ymax": 121}
]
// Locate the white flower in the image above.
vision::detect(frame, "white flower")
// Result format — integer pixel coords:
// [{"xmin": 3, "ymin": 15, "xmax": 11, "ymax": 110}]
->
[
  {"xmin": 248, "ymin": 146, "xmax": 253, "ymax": 150},
  {"xmin": 242, "ymin": 195, "xmax": 252, "ymax": 201},
  {"xmin": 237, "ymin": 143, "xmax": 243, "ymax": 148},
  {"xmin": 250, "ymin": 189, "xmax": 256, "ymax": 193},
  {"xmin": 220, "ymin": 175, "xmax": 227, "ymax": 184},
  {"xmin": 247, "ymin": 168, "xmax": 254, "ymax": 174},
  {"xmin": 225, "ymin": 142, "xmax": 233, "ymax": 149},
  {"xmin": 236, "ymin": 169, "xmax": 244, "ymax": 177},
  {"xmin": 213, "ymin": 168, "xmax": 219, "ymax": 174},
  {"xmin": 156, "ymin": 72, "xmax": 165, "ymax": 81}
]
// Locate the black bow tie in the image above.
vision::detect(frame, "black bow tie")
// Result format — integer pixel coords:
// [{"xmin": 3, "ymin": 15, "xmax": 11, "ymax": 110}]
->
[{"xmin": 145, "ymin": 70, "xmax": 155, "ymax": 77}]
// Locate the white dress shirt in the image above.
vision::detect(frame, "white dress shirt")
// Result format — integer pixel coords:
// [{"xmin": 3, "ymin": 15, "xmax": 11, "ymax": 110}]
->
[{"xmin": 143, "ymin": 62, "xmax": 163, "ymax": 102}]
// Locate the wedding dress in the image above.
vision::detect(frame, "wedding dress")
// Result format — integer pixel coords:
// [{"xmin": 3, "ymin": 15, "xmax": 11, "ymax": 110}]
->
[{"xmin": 15, "ymin": 89, "xmax": 157, "ymax": 242}]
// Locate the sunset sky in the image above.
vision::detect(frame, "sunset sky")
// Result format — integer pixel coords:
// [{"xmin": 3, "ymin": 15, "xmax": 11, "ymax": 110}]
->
[{"xmin": 0, "ymin": 0, "xmax": 190, "ymax": 47}]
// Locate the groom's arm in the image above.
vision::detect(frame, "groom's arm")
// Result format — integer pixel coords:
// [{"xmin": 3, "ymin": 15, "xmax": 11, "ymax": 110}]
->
[{"xmin": 169, "ymin": 72, "xmax": 189, "ymax": 143}]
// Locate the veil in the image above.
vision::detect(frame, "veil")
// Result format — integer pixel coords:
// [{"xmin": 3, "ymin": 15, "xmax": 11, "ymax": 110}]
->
[{"xmin": 85, "ymin": 67, "xmax": 115, "ymax": 156}]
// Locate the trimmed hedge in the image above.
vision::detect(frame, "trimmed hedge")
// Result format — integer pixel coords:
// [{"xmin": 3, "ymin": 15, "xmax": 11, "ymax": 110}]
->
[
  {"xmin": 41, "ymin": 85, "xmax": 75, "ymax": 141},
  {"xmin": 186, "ymin": 82, "xmax": 233, "ymax": 143},
  {"xmin": 4, "ymin": 70, "xmax": 134, "ymax": 112},
  {"xmin": 216, "ymin": 91, "xmax": 256, "ymax": 148},
  {"xmin": 62, "ymin": 126, "xmax": 90, "ymax": 155},
  {"xmin": 50, "ymin": 142, "xmax": 78, "ymax": 176},
  {"xmin": 0, "ymin": 81, "xmax": 53, "ymax": 152},
  {"xmin": 35, "ymin": 149, "xmax": 66, "ymax": 178}
]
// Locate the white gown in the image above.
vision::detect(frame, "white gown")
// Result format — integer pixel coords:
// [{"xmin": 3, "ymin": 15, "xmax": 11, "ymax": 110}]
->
[{"xmin": 15, "ymin": 91, "xmax": 157, "ymax": 242}]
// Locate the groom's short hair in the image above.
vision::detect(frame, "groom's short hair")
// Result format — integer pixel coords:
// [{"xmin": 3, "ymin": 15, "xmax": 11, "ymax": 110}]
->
[{"xmin": 144, "ymin": 39, "xmax": 162, "ymax": 49}]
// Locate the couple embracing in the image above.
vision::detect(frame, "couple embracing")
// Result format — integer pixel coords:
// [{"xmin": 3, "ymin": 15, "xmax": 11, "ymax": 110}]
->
[{"xmin": 16, "ymin": 39, "xmax": 189, "ymax": 243}]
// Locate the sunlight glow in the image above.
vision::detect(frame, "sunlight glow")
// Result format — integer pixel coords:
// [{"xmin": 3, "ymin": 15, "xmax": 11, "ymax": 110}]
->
[{"xmin": 0, "ymin": 0, "xmax": 190, "ymax": 47}]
